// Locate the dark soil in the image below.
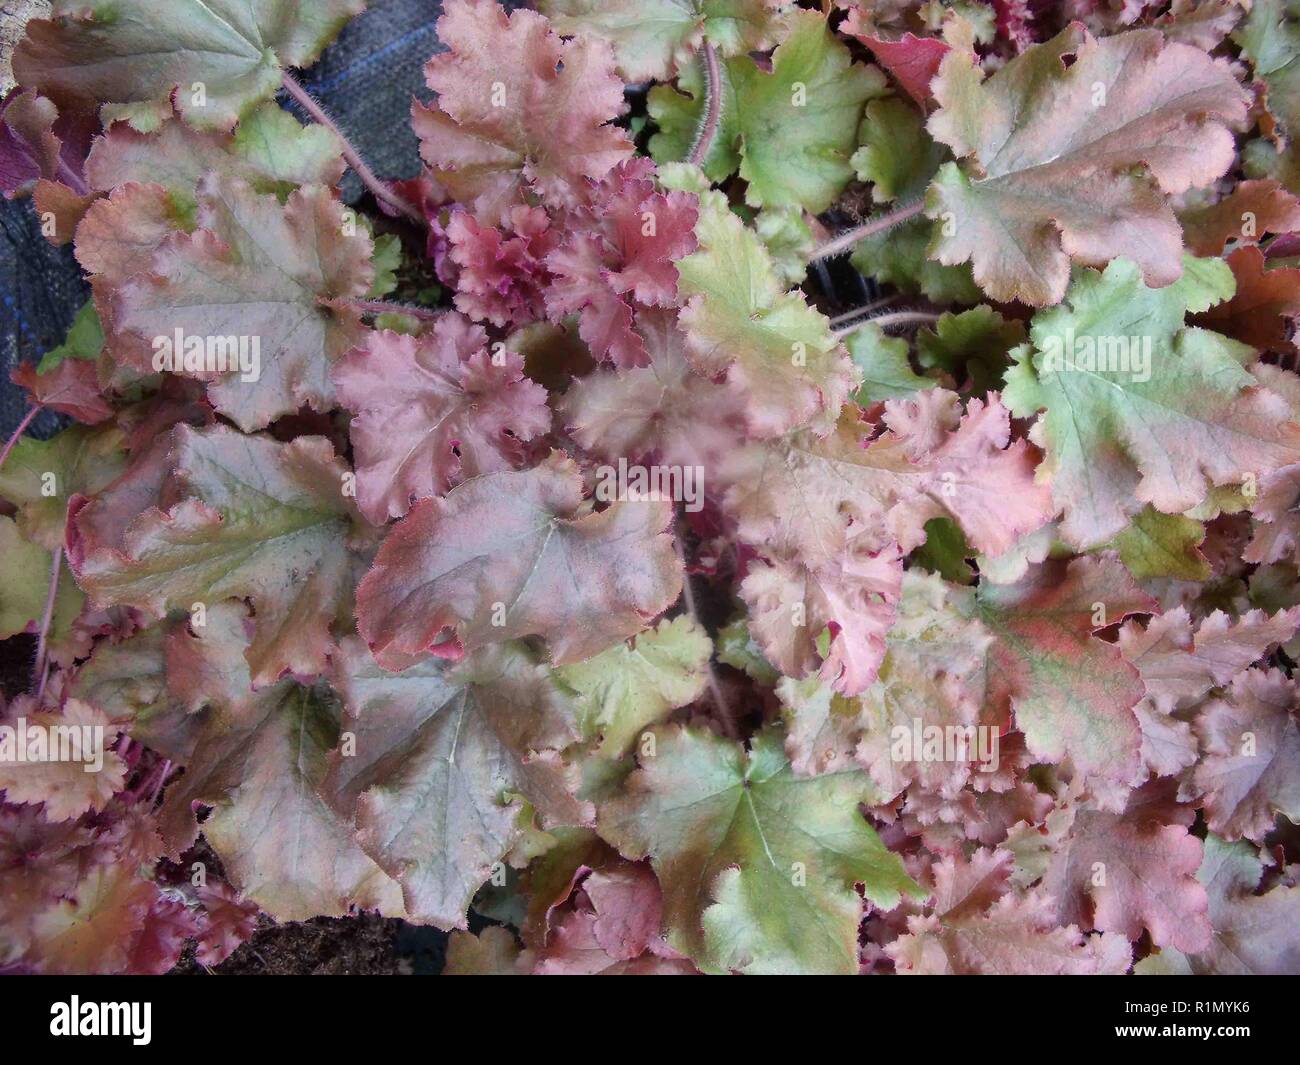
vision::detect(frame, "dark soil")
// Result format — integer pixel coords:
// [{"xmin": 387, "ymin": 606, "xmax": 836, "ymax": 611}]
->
[{"xmin": 170, "ymin": 915, "xmax": 451, "ymax": 976}]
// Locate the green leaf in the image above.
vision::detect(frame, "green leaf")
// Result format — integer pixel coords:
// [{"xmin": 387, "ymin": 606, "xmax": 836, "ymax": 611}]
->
[
  {"xmin": 229, "ymin": 102, "xmax": 346, "ymax": 188},
  {"xmin": 557, "ymin": 616, "xmax": 712, "ymax": 759},
  {"xmin": 845, "ymin": 322, "xmax": 935, "ymax": 404},
  {"xmin": 0, "ymin": 424, "xmax": 127, "ymax": 550},
  {"xmin": 915, "ymin": 305, "xmax": 1025, "ymax": 395},
  {"xmin": 911, "ymin": 516, "xmax": 974, "ymax": 584},
  {"xmin": 598, "ymin": 725, "xmax": 922, "ymax": 974},
  {"xmin": 0, "ymin": 516, "xmax": 82, "ymax": 643},
  {"xmin": 541, "ymin": 0, "xmax": 791, "ymax": 81},
  {"xmin": 851, "ymin": 96, "xmax": 943, "ymax": 203},
  {"xmin": 1112, "ymin": 507, "xmax": 1212, "ymax": 581},
  {"xmin": 731, "ymin": 10, "xmax": 886, "ymax": 212},
  {"xmin": 716, "ymin": 614, "xmax": 780, "ymax": 685},
  {"xmin": 847, "ymin": 93, "xmax": 979, "ymax": 302},
  {"xmin": 649, "ymin": 11, "xmax": 885, "ymax": 211},
  {"xmin": 1236, "ymin": 1, "xmax": 1300, "ymax": 194},
  {"xmin": 367, "ymin": 232, "xmax": 404, "ymax": 300},
  {"xmin": 36, "ymin": 302, "xmax": 103, "ymax": 374},
  {"xmin": 677, "ymin": 190, "xmax": 855, "ymax": 436},
  {"xmin": 851, "ymin": 218, "xmax": 980, "ymax": 304},
  {"xmin": 15, "ymin": 0, "xmax": 365, "ymax": 132},
  {"xmin": 754, "ymin": 206, "xmax": 814, "ymax": 287},
  {"xmin": 1004, "ymin": 256, "xmax": 1300, "ymax": 548}
]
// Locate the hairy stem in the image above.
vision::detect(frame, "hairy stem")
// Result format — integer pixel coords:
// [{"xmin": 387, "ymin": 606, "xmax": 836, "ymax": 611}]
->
[
  {"xmin": 828, "ymin": 294, "xmax": 900, "ymax": 329},
  {"xmin": 0, "ymin": 405, "xmax": 40, "ymax": 474},
  {"xmin": 339, "ymin": 298, "xmax": 447, "ymax": 323},
  {"xmin": 282, "ymin": 72, "xmax": 424, "ymax": 225},
  {"xmin": 674, "ymin": 511, "xmax": 736, "ymax": 738},
  {"xmin": 811, "ymin": 200, "xmax": 926, "ymax": 262},
  {"xmin": 832, "ymin": 310, "xmax": 941, "ymax": 337},
  {"xmin": 686, "ymin": 43, "xmax": 723, "ymax": 169},
  {"xmin": 33, "ymin": 546, "xmax": 61, "ymax": 699}
]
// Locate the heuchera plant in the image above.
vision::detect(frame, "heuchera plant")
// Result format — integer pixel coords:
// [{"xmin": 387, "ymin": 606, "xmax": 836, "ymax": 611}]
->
[{"xmin": 0, "ymin": 0, "xmax": 1298, "ymax": 976}]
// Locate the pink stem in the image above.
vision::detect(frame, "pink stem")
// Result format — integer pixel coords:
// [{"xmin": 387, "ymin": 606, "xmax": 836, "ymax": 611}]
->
[
  {"xmin": 833, "ymin": 310, "xmax": 941, "ymax": 337},
  {"xmin": 33, "ymin": 546, "xmax": 61, "ymax": 699},
  {"xmin": 812, "ymin": 200, "xmax": 926, "ymax": 262},
  {"xmin": 687, "ymin": 43, "xmax": 723, "ymax": 168},
  {"xmin": 0, "ymin": 405, "xmax": 40, "ymax": 473},
  {"xmin": 281, "ymin": 72, "xmax": 424, "ymax": 225},
  {"xmin": 339, "ymin": 298, "xmax": 447, "ymax": 323}
]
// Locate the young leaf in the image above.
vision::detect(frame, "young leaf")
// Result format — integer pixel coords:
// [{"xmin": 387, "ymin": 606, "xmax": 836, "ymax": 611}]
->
[
  {"xmin": 776, "ymin": 570, "xmax": 992, "ymax": 791},
  {"xmin": 887, "ymin": 849, "xmax": 1132, "ymax": 975},
  {"xmin": 724, "ymin": 392, "xmax": 1052, "ymax": 568},
  {"xmin": 0, "ymin": 700, "xmax": 126, "ymax": 823},
  {"xmin": 598, "ymin": 725, "xmax": 922, "ymax": 974},
  {"xmin": 556, "ymin": 616, "xmax": 712, "ymax": 760},
  {"xmin": 333, "ymin": 320, "xmax": 551, "ymax": 525},
  {"xmin": 413, "ymin": 0, "xmax": 634, "ymax": 225},
  {"xmin": 1004, "ymin": 257, "xmax": 1300, "ymax": 548},
  {"xmin": 356, "ymin": 452, "xmax": 683, "ymax": 668},
  {"xmin": 1186, "ymin": 668, "xmax": 1300, "ymax": 842},
  {"xmin": 845, "ymin": 31, "xmax": 950, "ymax": 106},
  {"xmin": 545, "ymin": 158, "xmax": 700, "ymax": 366},
  {"xmin": 743, "ymin": 538, "xmax": 903, "ymax": 697},
  {"xmin": 559, "ymin": 307, "xmax": 747, "ymax": 470},
  {"xmin": 926, "ymin": 26, "xmax": 1250, "ymax": 305},
  {"xmin": 540, "ymin": 0, "xmax": 792, "ymax": 81},
  {"xmin": 675, "ymin": 189, "xmax": 857, "ymax": 437}
]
